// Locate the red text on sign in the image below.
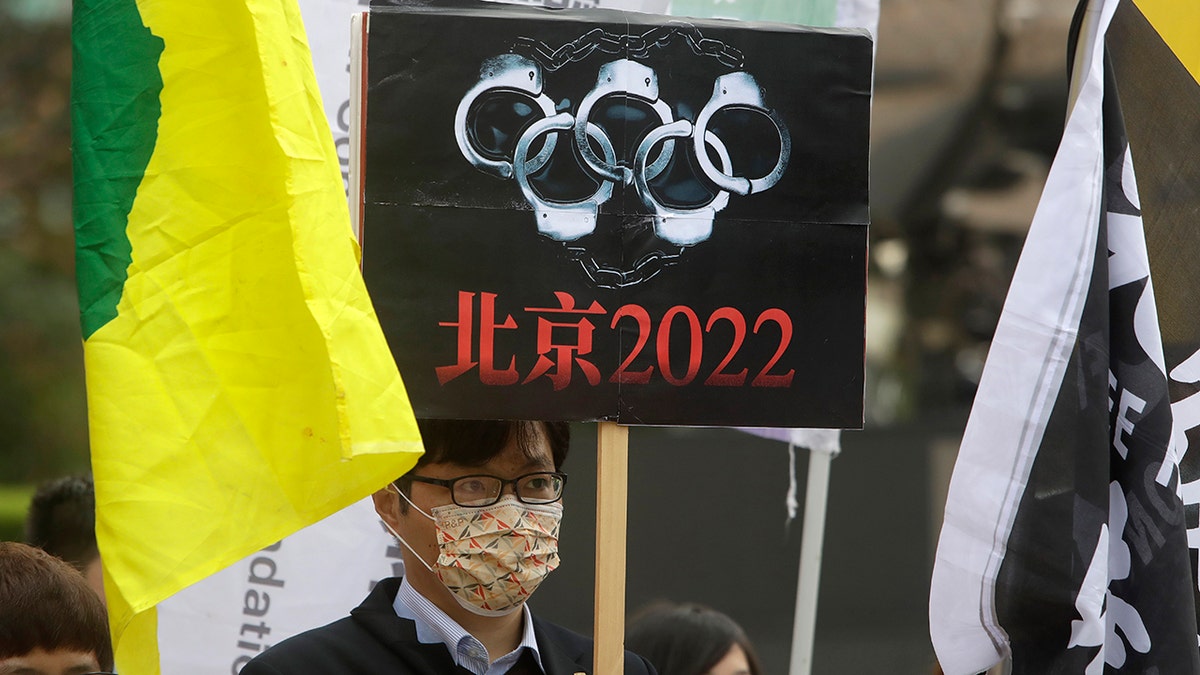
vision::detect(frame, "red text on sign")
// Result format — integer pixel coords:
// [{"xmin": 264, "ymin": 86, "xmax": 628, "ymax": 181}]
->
[{"xmin": 435, "ymin": 291, "xmax": 794, "ymax": 389}]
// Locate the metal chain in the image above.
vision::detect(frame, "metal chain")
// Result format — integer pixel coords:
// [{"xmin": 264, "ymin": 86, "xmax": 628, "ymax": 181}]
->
[
  {"xmin": 512, "ymin": 22, "xmax": 744, "ymax": 71},
  {"xmin": 565, "ymin": 245, "xmax": 686, "ymax": 289}
]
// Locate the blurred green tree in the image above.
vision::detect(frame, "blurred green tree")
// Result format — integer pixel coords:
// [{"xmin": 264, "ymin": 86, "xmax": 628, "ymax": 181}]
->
[{"xmin": 0, "ymin": 2, "xmax": 90, "ymax": 482}]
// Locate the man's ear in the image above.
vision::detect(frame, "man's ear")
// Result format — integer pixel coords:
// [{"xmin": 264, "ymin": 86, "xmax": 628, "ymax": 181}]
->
[{"xmin": 372, "ymin": 485, "xmax": 403, "ymax": 532}]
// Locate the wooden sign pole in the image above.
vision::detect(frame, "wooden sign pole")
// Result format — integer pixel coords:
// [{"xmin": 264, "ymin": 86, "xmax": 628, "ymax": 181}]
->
[{"xmin": 594, "ymin": 421, "xmax": 629, "ymax": 674}]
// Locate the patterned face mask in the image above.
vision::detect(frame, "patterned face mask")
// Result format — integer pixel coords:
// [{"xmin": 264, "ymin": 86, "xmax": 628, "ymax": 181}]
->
[{"xmin": 389, "ymin": 488, "xmax": 562, "ymax": 617}]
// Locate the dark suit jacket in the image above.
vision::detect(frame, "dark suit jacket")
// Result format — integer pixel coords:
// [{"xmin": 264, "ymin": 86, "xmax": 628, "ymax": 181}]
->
[{"xmin": 241, "ymin": 577, "xmax": 655, "ymax": 675}]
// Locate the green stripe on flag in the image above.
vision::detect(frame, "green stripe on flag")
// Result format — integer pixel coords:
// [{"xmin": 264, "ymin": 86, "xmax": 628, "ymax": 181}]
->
[
  {"xmin": 670, "ymin": 0, "xmax": 839, "ymax": 26},
  {"xmin": 72, "ymin": 0, "xmax": 162, "ymax": 339}
]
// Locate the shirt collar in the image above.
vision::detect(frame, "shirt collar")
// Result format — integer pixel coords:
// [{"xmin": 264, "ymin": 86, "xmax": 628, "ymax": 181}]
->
[{"xmin": 393, "ymin": 576, "xmax": 544, "ymax": 675}]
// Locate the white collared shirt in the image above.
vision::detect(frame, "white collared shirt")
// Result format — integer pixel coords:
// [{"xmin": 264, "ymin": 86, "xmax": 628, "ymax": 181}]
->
[{"xmin": 393, "ymin": 577, "xmax": 545, "ymax": 675}]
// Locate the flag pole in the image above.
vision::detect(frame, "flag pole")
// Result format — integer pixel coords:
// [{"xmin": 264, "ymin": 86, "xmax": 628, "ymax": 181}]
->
[
  {"xmin": 595, "ymin": 421, "xmax": 629, "ymax": 675},
  {"xmin": 789, "ymin": 444, "xmax": 835, "ymax": 675}
]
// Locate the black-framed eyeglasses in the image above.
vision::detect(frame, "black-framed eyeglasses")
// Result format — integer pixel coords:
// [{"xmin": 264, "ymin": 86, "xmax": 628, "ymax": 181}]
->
[{"xmin": 406, "ymin": 471, "xmax": 567, "ymax": 507}]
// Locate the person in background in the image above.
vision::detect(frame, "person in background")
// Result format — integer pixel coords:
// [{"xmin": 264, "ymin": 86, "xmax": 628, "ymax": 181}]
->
[
  {"xmin": 24, "ymin": 475, "xmax": 105, "ymax": 605},
  {"xmin": 626, "ymin": 602, "xmax": 762, "ymax": 675},
  {"xmin": 0, "ymin": 541, "xmax": 114, "ymax": 675}
]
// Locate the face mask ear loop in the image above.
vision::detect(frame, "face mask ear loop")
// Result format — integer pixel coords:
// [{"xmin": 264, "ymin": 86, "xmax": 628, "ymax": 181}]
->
[{"xmin": 384, "ymin": 484, "xmax": 436, "ymax": 574}]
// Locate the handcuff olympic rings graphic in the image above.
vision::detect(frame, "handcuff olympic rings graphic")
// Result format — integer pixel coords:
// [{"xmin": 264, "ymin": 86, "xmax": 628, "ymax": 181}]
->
[
  {"xmin": 454, "ymin": 54, "xmax": 558, "ymax": 180},
  {"xmin": 454, "ymin": 27, "xmax": 790, "ymax": 283},
  {"xmin": 574, "ymin": 59, "xmax": 675, "ymax": 186},
  {"xmin": 514, "ymin": 113, "xmax": 616, "ymax": 241}
]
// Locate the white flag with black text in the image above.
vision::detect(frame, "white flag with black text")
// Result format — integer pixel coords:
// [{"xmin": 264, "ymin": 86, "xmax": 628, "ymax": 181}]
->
[{"xmin": 930, "ymin": 0, "xmax": 1199, "ymax": 672}]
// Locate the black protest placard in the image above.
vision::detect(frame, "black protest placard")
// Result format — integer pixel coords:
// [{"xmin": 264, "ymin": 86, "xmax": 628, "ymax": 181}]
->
[{"xmin": 361, "ymin": 1, "xmax": 872, "ymax": 426}]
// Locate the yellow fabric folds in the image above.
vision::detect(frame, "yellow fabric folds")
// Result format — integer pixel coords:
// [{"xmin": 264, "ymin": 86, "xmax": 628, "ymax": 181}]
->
[{"xmin": 83, "ymin": 1, "xmax": 423, "ymax": 670}]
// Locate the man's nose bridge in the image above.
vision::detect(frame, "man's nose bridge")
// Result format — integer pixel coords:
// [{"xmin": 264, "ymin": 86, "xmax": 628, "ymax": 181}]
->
[{"xmin": 500, "ymin": 478, "xmax": 521, "ymax": 497}]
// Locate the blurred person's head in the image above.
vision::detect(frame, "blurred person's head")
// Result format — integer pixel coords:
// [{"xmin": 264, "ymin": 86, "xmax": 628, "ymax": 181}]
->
[
  {"xmin": 626, "ymin": 602, "xmax": 762, "ymax": 675},
  {"xmin": 24, "ymin": 475, "xmax": 103, "ymax": 605},
  {"xmin": 0, "ymin": 541, "xmax": 113, "ymax": 674}
]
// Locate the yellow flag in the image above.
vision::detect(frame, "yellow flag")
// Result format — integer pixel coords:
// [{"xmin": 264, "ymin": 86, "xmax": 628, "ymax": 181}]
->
[{"xmin": 71, "ymin": 0, "xmax": 423, "ymax": 670}]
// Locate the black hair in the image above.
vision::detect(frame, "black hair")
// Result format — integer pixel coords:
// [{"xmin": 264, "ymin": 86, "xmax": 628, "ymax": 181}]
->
[
  {"xmin": 626, "ymin": 602, "xmax": 762, "ymax": 675},
  {"xmin": 0, "ymin": 542, "xmax": 113, "ymax": 670},
  {"xmin": 24, "ymin": 475, "xmax": 99, "ymax": 573},
  {"xmin": 410, "ymin": 418, "xmax": 569, "ymax": 470},
  {"xmin": 393, "ymin": 419, "xmax": 570, "ymax": 510}
]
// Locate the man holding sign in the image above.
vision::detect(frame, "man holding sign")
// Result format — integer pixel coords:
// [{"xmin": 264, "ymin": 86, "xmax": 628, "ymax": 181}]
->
[
  {"xmin": 244, "ymin": 419, "xmax": 654, "ymax": 675},
  {"xmin": 242, "ymin": 2, "xmax": 870, "ymax": 672}
]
